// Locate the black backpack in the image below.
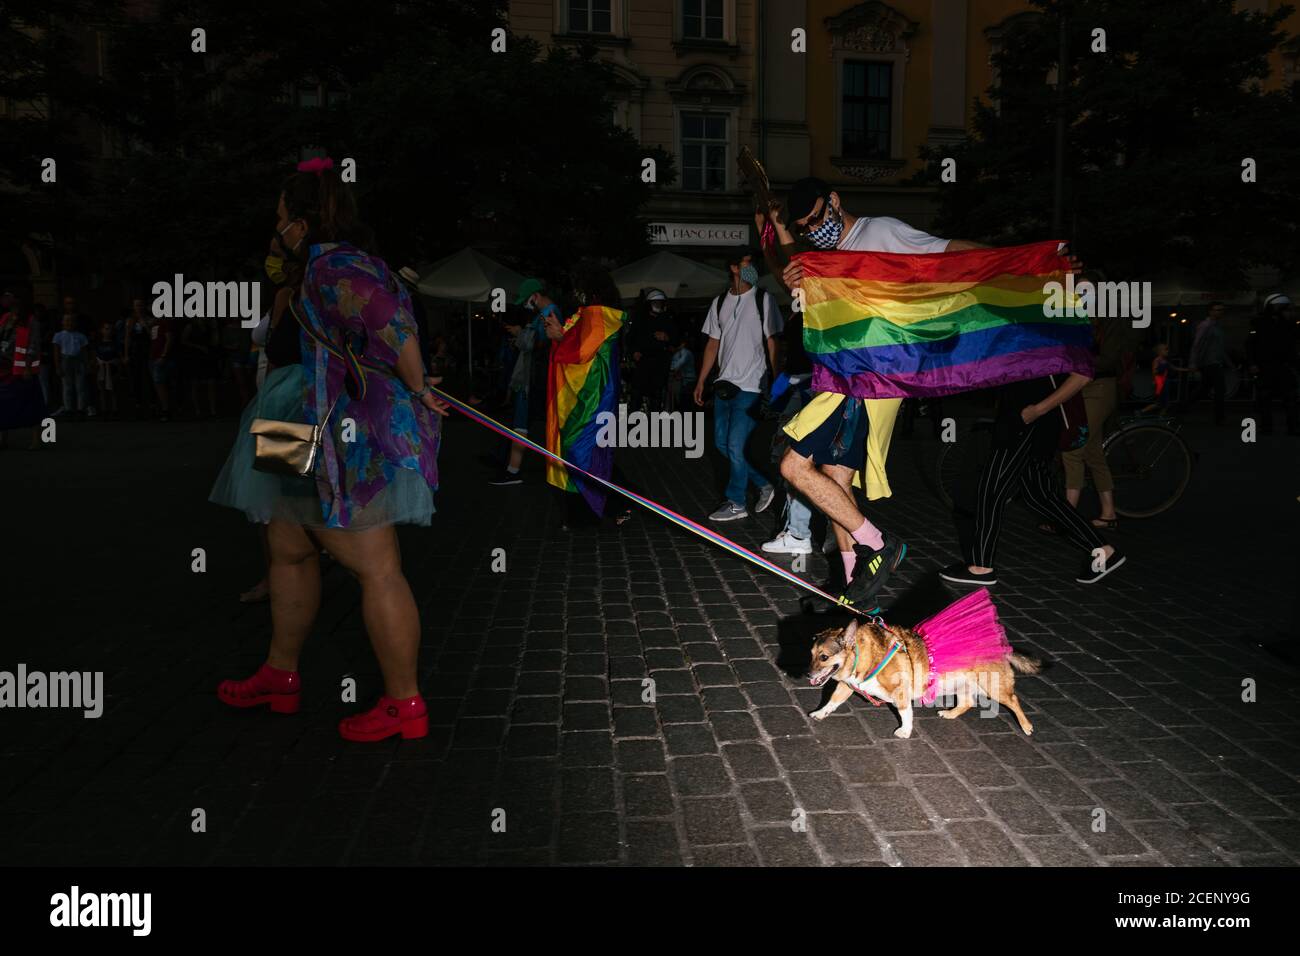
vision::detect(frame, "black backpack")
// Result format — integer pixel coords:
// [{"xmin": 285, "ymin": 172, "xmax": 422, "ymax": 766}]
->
[{"xmin": 710, "ymin": 285, "xmax": 767, "ymax": 331}]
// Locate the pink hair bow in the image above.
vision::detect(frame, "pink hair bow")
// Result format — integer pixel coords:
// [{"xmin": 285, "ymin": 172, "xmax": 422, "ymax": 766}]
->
[{"xmin": 297, "ymin": 157, "xmax": 334, "ymax": 175}]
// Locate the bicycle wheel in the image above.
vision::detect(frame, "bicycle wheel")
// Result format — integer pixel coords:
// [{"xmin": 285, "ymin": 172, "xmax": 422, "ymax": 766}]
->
[{"xmin": 1106, "ymin": 424, "xmax": 1193, "ymax": 518}]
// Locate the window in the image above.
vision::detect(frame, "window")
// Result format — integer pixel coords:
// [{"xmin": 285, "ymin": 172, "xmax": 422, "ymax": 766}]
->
[
  {"xmin": 292, "ymin": 80, "xmax": 348, "ymax": 109},
  {"xmin": 842, "ymin": 61, "xmax": 892, "ymax": 159},
  {"xmin": 569, "ymin": 0, "xmax": 612, "ymax": 34},
  {"xmin": 296, "ymin": 84, "xmax": 321, "ymax": 109},
  {"xmin": 682, "ymin": 0, "xmax": 724, "ymax": 41},
  {"xmin": 680, "ymin": 112, "xmax": 727, "ymax": 191}
]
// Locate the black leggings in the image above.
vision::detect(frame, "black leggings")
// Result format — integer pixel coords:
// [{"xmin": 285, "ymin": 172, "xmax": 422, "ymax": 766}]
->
[{"xmin": 957, "ymin": 424, "xmax": 1106, "ymax": 568}]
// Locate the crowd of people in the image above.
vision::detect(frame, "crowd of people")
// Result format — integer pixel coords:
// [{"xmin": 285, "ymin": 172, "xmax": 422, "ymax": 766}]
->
[
  {"xmin": 3, "ymin": 157, "xmax": 1296, "ymax": 745},
  {"xmin": 0, "ymin": 292, "xmax": 262, "ymax": 428}
]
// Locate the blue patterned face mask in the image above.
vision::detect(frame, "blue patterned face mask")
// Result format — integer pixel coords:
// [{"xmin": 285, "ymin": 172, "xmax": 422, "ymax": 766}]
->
[
  {"xmin": 739, "ymin": 264, "xmax": 759, "ymax": 286},
  {"xmin": 805, "ymin": 203, "xmax": 844, "ymax": 249}
]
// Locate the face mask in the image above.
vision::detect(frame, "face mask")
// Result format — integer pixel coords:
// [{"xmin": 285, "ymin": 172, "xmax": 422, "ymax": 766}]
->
[
  {"xmin": 805, "ymin": 202, "xmax": 844, "ymax": 250},
  {"xmin": 278, "ymin": 219, "xmax": 304, "ymax": 256},
  {"xmin": 524, "ymin": 298, "xmax": 537, "ymax": 312},
  {"xmin": 739, "ymin": 265, "xmax": 759, "ymax": 286},
  {"xmin": 265, "ymin": 255, "xmax": 286, "ymax": 285}
]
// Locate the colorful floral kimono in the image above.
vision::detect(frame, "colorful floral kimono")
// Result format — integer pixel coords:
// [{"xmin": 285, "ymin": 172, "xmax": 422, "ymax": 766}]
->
[{"xmin": 296, "ymin": 242, "xmax": 441, "ymax": 529}]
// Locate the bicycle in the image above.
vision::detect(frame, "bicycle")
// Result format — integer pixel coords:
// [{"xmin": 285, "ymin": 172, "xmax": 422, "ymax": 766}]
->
[{"xmin": 932, "ymin": 411, "xmax": 1195, "ymax": 518}]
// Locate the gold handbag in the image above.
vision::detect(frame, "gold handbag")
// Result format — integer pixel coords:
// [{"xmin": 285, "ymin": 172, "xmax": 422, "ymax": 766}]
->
[
  {"xmin": 250, "ymin": 391, "xmax": 340, "ymax": 477},
  {"xmin": 251, "ymin": 295, "xmax": 387, "ymax": 477}
]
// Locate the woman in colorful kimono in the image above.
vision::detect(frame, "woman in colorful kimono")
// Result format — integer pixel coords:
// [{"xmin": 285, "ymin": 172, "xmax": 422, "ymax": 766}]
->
[{"xmin": 215, "ymin": 158, "xmax": 449, "ymax": 742}]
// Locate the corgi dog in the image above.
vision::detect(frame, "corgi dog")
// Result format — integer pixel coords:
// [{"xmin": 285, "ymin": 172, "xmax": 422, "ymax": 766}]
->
[{"xmin": 805, "ymin": 614, "xmax": 1042, "ymax": 738}]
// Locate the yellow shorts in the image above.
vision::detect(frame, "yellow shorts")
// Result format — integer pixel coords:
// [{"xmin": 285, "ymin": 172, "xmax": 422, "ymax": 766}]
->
[{"xmin": 782, "ymin": 392, "xmax": 902, "ymax": 500}]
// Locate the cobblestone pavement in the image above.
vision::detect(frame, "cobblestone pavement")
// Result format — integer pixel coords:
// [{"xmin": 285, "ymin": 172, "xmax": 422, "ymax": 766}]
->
[{"xmin": 1, "ymin": 403, "xmax": 1297, "ymax": 866}]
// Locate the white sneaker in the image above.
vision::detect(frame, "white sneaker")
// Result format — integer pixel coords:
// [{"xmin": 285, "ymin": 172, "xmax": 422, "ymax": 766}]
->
[
  {"xmin": 709, "ymin": 502, "xmax": 748, "ymax": 522},
  {"xmin": 754, "ymin": 485, "xmax": 776, "ymax": 514},
  {"xmin": 762, "ymin": 531, "xmax": 813, "ymax": 555}
]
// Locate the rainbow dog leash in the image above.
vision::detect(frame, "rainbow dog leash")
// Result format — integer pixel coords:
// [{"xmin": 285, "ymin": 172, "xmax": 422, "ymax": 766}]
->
[
  {"xmin": 427, "ymin": 385, "xmax": 874, "ymax": 617},
  {"xmin": 287, "ymin": 297, "xmax": 872, "ymax": 617}
]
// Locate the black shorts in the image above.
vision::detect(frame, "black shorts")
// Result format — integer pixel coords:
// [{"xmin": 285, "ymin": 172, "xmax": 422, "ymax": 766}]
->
[{"xmin": 786, "ymin": 393, "xmax": 868, "ymax": 471}]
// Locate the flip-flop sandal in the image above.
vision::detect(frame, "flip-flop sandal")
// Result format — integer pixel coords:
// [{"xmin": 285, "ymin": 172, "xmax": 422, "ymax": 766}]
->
[
  {"xmin": 1091, "ymin": 517, "xmax": 1119, "ymax": 530},
  {"xmin": 615, "ymin": 510, "xmax": 634, "ymax": 526}
]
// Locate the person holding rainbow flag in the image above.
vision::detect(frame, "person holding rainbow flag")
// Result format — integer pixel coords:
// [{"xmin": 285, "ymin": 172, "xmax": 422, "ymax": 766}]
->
[{"xmin": 761, "ymin": 177, "xmax": 1089, "ymax": 610}]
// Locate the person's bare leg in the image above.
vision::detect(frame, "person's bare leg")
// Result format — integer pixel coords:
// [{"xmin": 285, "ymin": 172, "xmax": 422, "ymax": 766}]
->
[
  {"xmin": 1064, "ymin": 487, "xmax": 1115, "ymax": 523},
  {"xmin": 313, "ymin": 524, "xmax": 420, "ymax": 700},
  {"xmin": 507, "ymin": 441, "xmax": 525, "ymax": 472},
  {"xmin": 824, "ymin": 464, "xmax": 858, "ymax": 552},
  {"xmin": 779, "ymin": 449, "xmax": 865, "ymax": 536},
  {"xmin": 265, "ymin": 518, "xmax": 321, "ymax": 671},
  {"xmin": 240, "ymin": 525, "xmax": 271, "ymax": 601}
]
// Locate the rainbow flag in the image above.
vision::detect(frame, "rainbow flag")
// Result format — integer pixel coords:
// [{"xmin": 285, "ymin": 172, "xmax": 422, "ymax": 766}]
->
[
  {"xmin": 546, "ymin": 305, "xmax": 625, "ymax": 515},
  {"xmin": 797, "ymin": 240, "xmax": 1093, "ymax": 398}
]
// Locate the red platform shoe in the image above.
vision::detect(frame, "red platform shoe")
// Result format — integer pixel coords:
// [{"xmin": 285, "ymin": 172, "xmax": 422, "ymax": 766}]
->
[
  {"xmin": 217, "ymin": 663, "xmax": 301, "ymax": 714},
  {"xmin": 339, "ymin": 695, "xmax": 428, "ymax": 742}
]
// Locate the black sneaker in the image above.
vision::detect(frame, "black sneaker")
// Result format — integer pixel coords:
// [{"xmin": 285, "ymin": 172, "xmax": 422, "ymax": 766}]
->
[
  {"xmin": 939, "ymin": 563, "xmax": 997, "ymax": 586},
  {"xmin": 1076, "ymin": 549, "xmax": 1126, "ymax": 584},
  {"xmin": 837, "ymin": 532, "xmax": 906, "ymax": 609},
  {"xmin": 488, "ymin": 469, "xmax": 523, "ymax": 486},
  {"xmin": 834, "ymin": 594, "xmax": 882, "ymax": 615}
]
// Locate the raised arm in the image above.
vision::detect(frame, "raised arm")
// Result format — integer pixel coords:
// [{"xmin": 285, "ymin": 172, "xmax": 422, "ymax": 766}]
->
[{"xmin": 1021, "ymin": 372, "xmax": 1092, "ymax": 424}]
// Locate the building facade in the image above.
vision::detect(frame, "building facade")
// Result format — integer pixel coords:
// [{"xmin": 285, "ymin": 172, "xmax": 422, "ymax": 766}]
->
[
  {"xmin": 508, "ymin": 0, "xmax": 1300, "ymax": 270},
  {"xmin": 506, "ymin": 0, "xmax": 1039, "ymax": 267}
]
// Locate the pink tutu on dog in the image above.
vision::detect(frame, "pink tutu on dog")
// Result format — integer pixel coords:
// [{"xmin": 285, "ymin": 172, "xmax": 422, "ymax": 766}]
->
[{"xmin": 914, "ymin": 588, "xmax": 1012, "ymax": 704}]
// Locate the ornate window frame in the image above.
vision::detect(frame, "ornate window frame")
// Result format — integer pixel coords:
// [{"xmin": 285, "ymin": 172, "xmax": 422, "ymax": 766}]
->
[
  {"xmin": 824, "ymin": 2, "xmax": 917, "ymax": 183},
  {"xmin": 667, "ymin": 64, "xmax": 745, "ymax": 193},
  {"xmin": 673, "ymin": 0, "xmax": 740, "ymax": 57},
  {"xmin": 553, "ymin": 0, "xmax": 630, "ymax": 46}
]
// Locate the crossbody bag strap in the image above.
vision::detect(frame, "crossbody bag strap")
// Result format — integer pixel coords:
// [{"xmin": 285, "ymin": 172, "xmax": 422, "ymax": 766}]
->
[{"xmin": 289, "ymin": 297, "xmax": 389, "ymax": 402}]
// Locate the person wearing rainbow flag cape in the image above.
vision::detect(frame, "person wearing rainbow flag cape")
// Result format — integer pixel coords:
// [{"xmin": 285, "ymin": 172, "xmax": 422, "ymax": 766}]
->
[{"xmin": 541, "ymin": 262, "xmax": 631, "ymax": 530}]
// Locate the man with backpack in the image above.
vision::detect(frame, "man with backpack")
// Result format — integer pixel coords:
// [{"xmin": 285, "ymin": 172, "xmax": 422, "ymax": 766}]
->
[{"xmin": 694, "ymin": 250, "xmax": 782, "ymax": 522}]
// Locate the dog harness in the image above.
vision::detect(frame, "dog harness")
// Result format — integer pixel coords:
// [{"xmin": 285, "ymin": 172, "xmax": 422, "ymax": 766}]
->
[{"xmin": 844, "ymin": 623, "xmax": 906, "ymax": 706}]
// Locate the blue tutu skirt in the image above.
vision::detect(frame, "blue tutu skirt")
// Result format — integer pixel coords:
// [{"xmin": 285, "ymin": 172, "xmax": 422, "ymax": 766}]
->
[
  {"xmin": 208, "ymin": 365, "xmax": 317, "ymax": 524},
  {"xmin": 209, "ymin": 364, "xmax": 435, "ymax": 529}
]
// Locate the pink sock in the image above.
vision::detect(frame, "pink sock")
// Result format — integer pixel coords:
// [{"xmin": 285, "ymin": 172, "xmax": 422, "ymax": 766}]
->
[
  {"xmin": 841, "ymin": 551, "xmax": 857, "ymax": 582},
  {"xmin": 850, "ymin": 519, "xmax": 884, "ymax": 550}
]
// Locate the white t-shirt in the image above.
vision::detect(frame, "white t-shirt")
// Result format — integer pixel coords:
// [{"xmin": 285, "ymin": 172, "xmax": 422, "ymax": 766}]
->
[
  {"xmin": 701, "ymin": 286, "xmax": 784, "ymax": 394},
  {"xmin": 839, "ymin": 215, "xmax": 949, "ymax": 254}
]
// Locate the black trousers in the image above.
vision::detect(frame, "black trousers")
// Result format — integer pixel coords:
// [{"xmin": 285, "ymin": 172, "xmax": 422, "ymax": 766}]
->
[
  {"xmin": 1184, "ymin": 363, "xmax": 1226, "ymax": 425},
  {"xmin": 631, "ymin": 358, "xmax": 668, "ymax": 413},
  {"xmin": 558, "ymin": 462, "xmax": 636, "ymax": 527},
  {"xmin": 1254, "ymin": 366, "xmax": 1299, "ymax": 434},
  {"xmin": 955, "ymin": 424, "xmax": 1106, "ymax": 569}
]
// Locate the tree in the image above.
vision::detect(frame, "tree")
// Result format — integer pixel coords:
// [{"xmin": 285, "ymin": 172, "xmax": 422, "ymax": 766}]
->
[
  {"xmin": 7, "ymin": 0, "xmax": 672, "ymax": 288},
  {"xmin": 0, "ymin": 2, "xmax": 112, "ymax": 276},
  {"xmin": 911, "ymin": 0, "xmax": 1299, "ymax": 288}
]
